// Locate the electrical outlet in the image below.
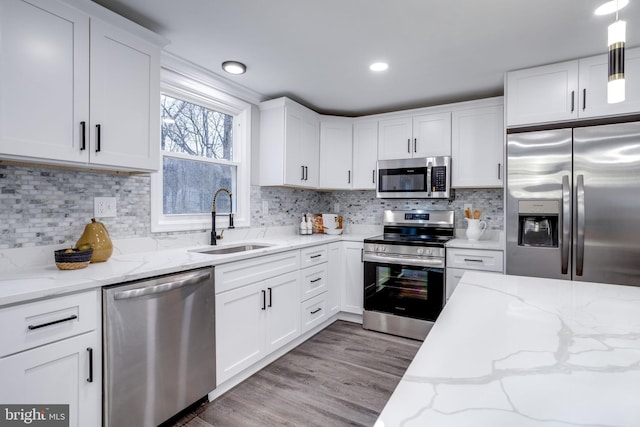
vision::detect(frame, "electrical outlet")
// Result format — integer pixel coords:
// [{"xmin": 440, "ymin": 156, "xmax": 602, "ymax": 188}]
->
[
  {"xmin": 333, "ymin": 203, "xmax": 340, "ymax": 213},
  {"xmin": 262, "ymin": 200, "xmax": 269, "ymax": 215},
  {"xmin": 463, "ymin": 203, "xmax": 473, "ymax": 215},
  {"xmin": 94, "ymin": 197, "xmax": 117, "ymax": 218}
]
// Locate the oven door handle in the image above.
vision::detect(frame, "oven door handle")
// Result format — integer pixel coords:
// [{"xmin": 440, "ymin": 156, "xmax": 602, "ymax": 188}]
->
[{"xmin": 363, "ymin": 253, "xmax": 444, "ymax": 268}]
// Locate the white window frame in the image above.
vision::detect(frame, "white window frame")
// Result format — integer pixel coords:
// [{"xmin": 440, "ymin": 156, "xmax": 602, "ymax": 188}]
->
[{"xmin": 151, "ymin": 67, "xmax": 252, "ymax": 232}]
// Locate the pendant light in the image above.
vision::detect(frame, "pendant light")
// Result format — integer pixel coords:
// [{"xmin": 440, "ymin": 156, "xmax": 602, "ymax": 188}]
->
[{"xmin": 607, "ymin": 0, "xmax": 626, "ymax": 103}]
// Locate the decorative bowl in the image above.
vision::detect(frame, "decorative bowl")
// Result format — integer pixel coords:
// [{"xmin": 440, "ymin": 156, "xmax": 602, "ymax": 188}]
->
[
  {"xmin": 324, "ymin": 228, "xmax": 343, "ymax": 235},
  {"xmin": 54, "ymin": 248, "xmax": 93, "ymax": 270}
]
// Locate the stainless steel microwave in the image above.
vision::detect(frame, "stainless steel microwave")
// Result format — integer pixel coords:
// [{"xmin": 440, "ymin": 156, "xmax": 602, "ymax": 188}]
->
[{"xmin": 376, "ymin": 157, "xmax": 451, "ymax": 199}]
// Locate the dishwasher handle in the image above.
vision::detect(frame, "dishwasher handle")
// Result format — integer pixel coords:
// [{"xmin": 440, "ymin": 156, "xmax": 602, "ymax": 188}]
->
[{"xmin": 114, "ymin": 270, "xmax": 212, "ymax": 300}]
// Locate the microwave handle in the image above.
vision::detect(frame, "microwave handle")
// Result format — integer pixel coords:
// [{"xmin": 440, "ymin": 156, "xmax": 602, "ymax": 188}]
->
[{"xmin": 426, "ymin": 161, "xmax": 432, "ymax": 197}]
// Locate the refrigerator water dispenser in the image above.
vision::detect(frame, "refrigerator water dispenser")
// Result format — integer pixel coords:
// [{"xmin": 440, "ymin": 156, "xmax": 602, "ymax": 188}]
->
[{"xmin": 517, "ymin": 200, "xmax": 559, "ymax": 247}]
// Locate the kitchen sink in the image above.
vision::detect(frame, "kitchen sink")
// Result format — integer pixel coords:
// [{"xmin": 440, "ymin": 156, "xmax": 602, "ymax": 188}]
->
[{"xmin": 193, "ymin": 243, "xmax": 273, "ymax": 255}]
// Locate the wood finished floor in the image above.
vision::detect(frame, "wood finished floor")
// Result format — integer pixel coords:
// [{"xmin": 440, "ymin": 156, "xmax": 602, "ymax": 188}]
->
[{"xmin": 166, "ymin": 320, "xmax": 420, "ymax": 427}]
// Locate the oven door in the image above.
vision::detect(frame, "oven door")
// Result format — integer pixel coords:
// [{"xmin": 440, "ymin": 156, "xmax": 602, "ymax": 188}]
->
[{"xmin": 363, "ymin": 254, "xmax": 444, "ymax": 322}]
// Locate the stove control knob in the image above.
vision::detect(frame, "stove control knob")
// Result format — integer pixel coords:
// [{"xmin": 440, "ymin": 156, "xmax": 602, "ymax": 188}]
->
[
  {"xmin": 417, "ymin": 248, "xmax": 424, "ymax": 255},
  {"xmin": 379, "ymin": 245, "xmax": 386, "ymax": 253}
]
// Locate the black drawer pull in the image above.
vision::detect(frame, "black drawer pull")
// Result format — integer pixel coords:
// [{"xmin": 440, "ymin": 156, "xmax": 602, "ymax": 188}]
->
[
  {"xmin": 87, "ymin": 347, "xmax": 93, "ymax": 383},
  {"xmin": 463, "ymin": 258, "xmax": 484, "ymax": 263},
  {"xmin": 261, "ymin": 290, "xmax": 266, "ymax": 310},
  {"xmin": 310, "ymin": 254, "xmax": 322, "ymax": 259},
  {"xmin": 310, "ymin": 278, "xmax": 322, "ymax": 283},
  {"xmin": 27, "ymin": 314, "xmax": 78, "ymax": 330},
  {"xmin": 95, "ymin": 124, "xmax": 101, "ymax": 152},
  {"xmin": 310, "ymin": 308, "xmax": 322, "ymax": 315}
]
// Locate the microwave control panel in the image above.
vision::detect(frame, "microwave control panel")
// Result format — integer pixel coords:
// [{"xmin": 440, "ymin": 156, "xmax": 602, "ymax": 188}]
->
[{"xmin": 431, "ymin": 166, "xmax": 447, "ymax": 192}]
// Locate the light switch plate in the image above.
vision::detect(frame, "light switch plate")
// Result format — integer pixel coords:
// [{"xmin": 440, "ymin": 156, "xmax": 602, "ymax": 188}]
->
[{"xmin": 94, "ymin": 197, "xmax": 117, "ymax": 218}]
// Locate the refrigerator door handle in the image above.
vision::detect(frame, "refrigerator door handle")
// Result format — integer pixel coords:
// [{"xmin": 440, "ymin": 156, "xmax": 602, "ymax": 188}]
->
[
  {"xmin": 576, "ymin": 174, "xmax": 586, "ymax": 276},
  {"xmin": 561, "ymin": 175, "xmax": 571, "ymax": 275}
]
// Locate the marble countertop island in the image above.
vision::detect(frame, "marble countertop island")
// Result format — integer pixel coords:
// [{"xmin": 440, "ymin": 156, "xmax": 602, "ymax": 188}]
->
[{"xmin": 376, "ymin": 271, "xmax": 640, "ymax": 427}]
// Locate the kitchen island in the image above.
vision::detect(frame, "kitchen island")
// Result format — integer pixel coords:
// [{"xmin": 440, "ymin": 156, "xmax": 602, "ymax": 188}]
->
[{"xmin": 376, "ymin": 271, "xmax": 640, "ymax": 427}]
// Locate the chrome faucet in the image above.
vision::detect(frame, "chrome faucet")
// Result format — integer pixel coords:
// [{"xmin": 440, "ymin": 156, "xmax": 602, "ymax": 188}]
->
[{"xmin": 211, "ymin": 187, "xmax": 235, "ymax": 245}]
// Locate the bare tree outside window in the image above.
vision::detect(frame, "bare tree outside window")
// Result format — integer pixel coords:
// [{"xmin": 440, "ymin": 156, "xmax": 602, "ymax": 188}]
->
[{"xmin": 161, "ymin": 94, "xmax": 236, "ymax": 215}]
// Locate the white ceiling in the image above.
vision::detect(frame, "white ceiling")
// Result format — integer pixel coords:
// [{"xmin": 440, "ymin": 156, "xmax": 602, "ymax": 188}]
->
[{"xmin": 91, "ymin": 0, "xmax": 639, "ymax": 116}]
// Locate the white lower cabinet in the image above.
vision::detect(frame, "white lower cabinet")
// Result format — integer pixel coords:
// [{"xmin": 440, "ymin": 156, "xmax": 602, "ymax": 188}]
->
[
  {"xmin": 0, "ymin": 290, "xmax": 101, "ymax": 427},
  {"xmin": 326, "ymin": 242, "xmax": 342, "ymax": 316},
  {"xmin": 216, "ymin": 268, "xmax": 300, "ymax": 384},
  {"xmin": 341, "ymin": 241, "xmax": 364, "ymax": 314},
  {"xmin": 446, "ymin": 247, "xmax": 504, "ymax": 301}
]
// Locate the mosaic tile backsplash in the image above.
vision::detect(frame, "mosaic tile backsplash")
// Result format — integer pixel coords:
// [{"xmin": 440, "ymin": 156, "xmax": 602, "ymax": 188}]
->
[{"xmin": 0, "ymin": 164, "xmax": 503, "ymax": 248}]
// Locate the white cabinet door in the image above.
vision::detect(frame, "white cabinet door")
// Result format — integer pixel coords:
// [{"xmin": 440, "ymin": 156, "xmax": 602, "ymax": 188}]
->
[
  {"xmin": 89, "ymin": 19, "xmax": 160, "ymax": 171},
  {"xmin": 378, "ymin": 117, "xmax": 412, "ymax": 160},
  {"xmin": 451, "ymin": 104, "xmax": 504, "ymax": 188},
  {"xmin": 579, "ymin": 48, "xmax": 640, "ymax": 118},
  {"xmin": 0, "ymin": 332, "xmax": 100, "ymax": 427},
  {"xmin": 300, "ymin": 116, "xmax": 320, "ymax": 187},
  {"xmin": 0, "ymin": 0, "xmax": 89, "ymax": 164},
  {"xmin": 265, "ymin": 271, "xmax": 300, "ymax": 353},
  {"xmin": 319, "ymin": 118, "xmax": 353, "ymax": 189},
  {"xmin": 506, "ymin": 60, "xmax": 579, "ymax": 126},
  {"xmin": 352, "ymin": 119, "xmax": 378, "ymax": 190},
  {"xmin": 413, "ymin": 112, "xmax": 451, "ymax": 157},
  {"xmin": 445, "ymin": 267, "xmax": 466, "ymax": 301},
  {"xmin": 326, "ymin": 242, "xmax": 342, "ymax": 316},
  {"xmin": 215, "ymin": 281, "xmax": 266, "ymax": 384},
  {"xmin": 341, "ymin": 241, "xmax": 364, "ymax": 315}
]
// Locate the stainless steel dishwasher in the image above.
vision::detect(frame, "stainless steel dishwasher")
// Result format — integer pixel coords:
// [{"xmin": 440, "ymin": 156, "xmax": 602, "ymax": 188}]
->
[{"xmin": 103, "ymin": 267, "xmax": 215, "ymax": 427}]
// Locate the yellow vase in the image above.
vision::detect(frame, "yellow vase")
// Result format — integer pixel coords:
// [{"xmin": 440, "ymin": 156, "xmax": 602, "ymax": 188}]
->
[{"xmin": 76, "ymin": 218, "xmax": 113, "ymax": 263}]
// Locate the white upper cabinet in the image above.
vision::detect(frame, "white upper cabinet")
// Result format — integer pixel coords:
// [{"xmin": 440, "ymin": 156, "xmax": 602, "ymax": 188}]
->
[
  {"xmin": 451, "ymin": 101, "xmax": 504, "ymax": 188},
  {"xmin": 0, "ymin": 0, "xmax": 90, "ymax": 164},
  {"xmin": 352, "ymin": 119, "xmax": 378, "ymax": 190},
  {"xmin": 260, "ymin": 97, "xmax": 320, "ymax": 189},
  {"xmin": 378, "ymin": 112, "xmax": 451, "ymax": 160},
  {"xmin": 506, "ymin": 60, "xmax": 579, "ymax": 126},
  {"xmin": 89, "ymin": 19, "xmax": 160, "ymax": 171},
  {"xmin": 319, "ymin": 117, "xmax": 353, "ymax": 189},
  {"xmin": 579, "ymin": 48, "xmax": 640, "ymax": 118},
  {"xmin": 506, "ymin": 47, "xmax": 640, "ymax": 126},
  {"xmin": 0, "ymin": 0, "xmax": 161, "ymax": 172}
]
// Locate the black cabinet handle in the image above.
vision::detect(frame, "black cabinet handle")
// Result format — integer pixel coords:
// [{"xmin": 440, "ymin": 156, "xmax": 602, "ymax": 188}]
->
[
  {"xmin": 311, "ymin": 308, "xmax": 322, "ymax": 315},
  {"xmin": 464, "ymin": 258, "xmax": 484, "ymax": 263},
  {"xmin": 87, "ymin": 347, "xmax": 93, "ymax": 383},
  {"xmin": 310, "ymin": 277, "xmax": 322, "ymax": 283},
  {"xmin": 348, "ymin": 170, "xmax": 351, "ymax": 184},
  {"xmin": 414, "ymin": 138, "xmax": 417, "ymax": 153},
  {"xmin": 27, "ymin": 314, "xmax": 78, "ymax": 330},
  {"xmin": 261, "ymin": 290, "xmax": 266, "ymax": 310},
  {"xmin": 268, "ymin": 287, "xmax": 272, "ymax": 308},
  {"xmin": 305, "ymin": 166, "xmax": 308, "ymax": 181},
  {"xmin": 372, "ymin": 169, "xmax": 376, "ymax": 184},
  {"xmin": 583, "ymin": 88, "xmax": 587, "ymax": 111},
  {"xmin": 80, "ymin": 121, "xmax": 86, "ymax": 151},
  {"xmin": 360, "ymin": 248, "xmax": 364, "ymax": 262},
  {"xmin": 570, "ymin": 91, "xmax": 575, "ymax": 112},
  {"xmin": 301, "ymin": 165, "xmax": 305, "ymax": 180},
  {"xmin": 407, "ymin": 139, "xmax": 411, "ymax": 153},
  {"xmin": 310, "ymin": 254, "xmax": 322, "ymax": 259},
  {"xmin": 95, "ymin": 124, "xmax": 101, "ymax": 152},
  {"xmin": 498, "ymin": 163, "xmax": 501, "ymax": 180}
]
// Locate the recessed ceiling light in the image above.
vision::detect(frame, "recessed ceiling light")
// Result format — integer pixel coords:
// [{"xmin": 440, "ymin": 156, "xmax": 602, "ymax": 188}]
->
[
  {"xmin": 595, "ymin": 0, "xmax": 628, "ymax": 15},
  {"xmin": 369, "ymin": 62, "xmax": 389, "ymax": 72},
  {"xmin": 222, "ymin": 61, "xmax": 247, "ymax": 75}
]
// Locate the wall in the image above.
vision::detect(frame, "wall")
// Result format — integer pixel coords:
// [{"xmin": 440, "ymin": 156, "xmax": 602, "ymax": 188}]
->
[{"xmin": 0, "ymin": 164, "xmax": 503, "ymax": 249}]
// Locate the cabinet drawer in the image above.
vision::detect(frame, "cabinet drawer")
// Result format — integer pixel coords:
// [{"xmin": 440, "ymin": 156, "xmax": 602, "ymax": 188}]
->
[
  {"xmin": 300, "ymin": 293, "xmax": 327, "ymax": 334},
  {"xmin": 300, "ymin": 263, "xmax": 328, "ymax": 302},
  {"xmin": 215, "ymin": 250, "xmax": 300, "ymax": 293},
  {"xmin": 300, "ymin": 245, "xmax": 327, "ymax": 268},
  {"xmin": 446, "ymin": 248, "xmax": 503, "ymax": 272},
  {"xmin": 0, "ymin": 290, "xmax": 98, "ymax": 357}
]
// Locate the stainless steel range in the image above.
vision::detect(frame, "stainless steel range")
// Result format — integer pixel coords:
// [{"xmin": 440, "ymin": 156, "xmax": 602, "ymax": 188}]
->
[{"xmin": 363, "ymin": 209, "xmax": 454, "ymax": 340}]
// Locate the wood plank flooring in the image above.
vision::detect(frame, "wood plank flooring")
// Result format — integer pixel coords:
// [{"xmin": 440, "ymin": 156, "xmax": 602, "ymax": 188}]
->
[{"xmin": 165, "ymin": 320, "xmax": 420, "ymax": 427}]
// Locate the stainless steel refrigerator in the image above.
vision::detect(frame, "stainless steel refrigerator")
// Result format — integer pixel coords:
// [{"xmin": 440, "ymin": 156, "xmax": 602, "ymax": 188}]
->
[{"xmin": 506, "ymin": 121, "xmax": 640, "ymax": 285}]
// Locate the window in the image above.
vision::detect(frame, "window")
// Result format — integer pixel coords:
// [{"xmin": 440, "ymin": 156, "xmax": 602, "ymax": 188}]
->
[{"xmin": 151, "ymin": 68, "xmax": 251, "ymax": 232}]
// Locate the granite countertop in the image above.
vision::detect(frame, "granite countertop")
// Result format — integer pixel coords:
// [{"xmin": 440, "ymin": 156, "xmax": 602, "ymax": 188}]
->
[
  {"xmin": 0, "ymin": 233, "xmax": 351, "ymax": 307},
  {"xmin": 376, "ymin": 271, "xmax": 640, "ymax": 427}
]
